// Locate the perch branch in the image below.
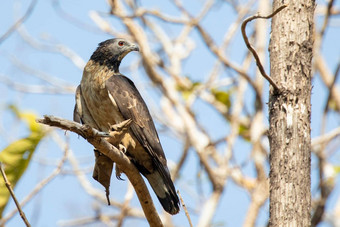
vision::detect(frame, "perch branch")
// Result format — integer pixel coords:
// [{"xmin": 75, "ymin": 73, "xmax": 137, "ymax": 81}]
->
[
  {"xmin": 0, "ymin": 163, "xmax": 31, "ymax": 227},
  {"xmin": 36, "ymin": 115, "xmax": 163, "ymax": 227},
  {"xmin": 241, "ymin": 4, "xmax": 287, "ymax": 92}
]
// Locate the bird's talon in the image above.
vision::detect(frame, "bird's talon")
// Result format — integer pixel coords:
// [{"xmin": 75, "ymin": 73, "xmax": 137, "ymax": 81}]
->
[
  {"xmin": 115, "ymin": 164, "xmax": 125, "ymax": 180},
  {"xmin": 119, "ymin": 144, "xmax": 127, "ymax": 153}
]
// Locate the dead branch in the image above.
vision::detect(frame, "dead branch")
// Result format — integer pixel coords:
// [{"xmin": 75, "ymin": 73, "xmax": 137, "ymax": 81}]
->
[
  {"xmin": 36, "ymin": 115, "xmax": 163, "ymax": 227},
  {"xmin": 0, "ymin": 163, "xmax": 31, "ymax": 227}
]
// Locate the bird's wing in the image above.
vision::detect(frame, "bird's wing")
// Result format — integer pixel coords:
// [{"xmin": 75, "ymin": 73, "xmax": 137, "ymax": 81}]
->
[
  {"xmin": 73, "ymin": 85, "xmax": 83, "ymax": 123},
  {"xmin": 106, "ymin": 74, "xmax": 180, "ymax": 215},
  {"xmin": 73, "ymin": 85, "xmax": 100, "ymax": 129},
  {"xmin": 105, "ymin": 75, "xmax": 166, "ymax": 162}
]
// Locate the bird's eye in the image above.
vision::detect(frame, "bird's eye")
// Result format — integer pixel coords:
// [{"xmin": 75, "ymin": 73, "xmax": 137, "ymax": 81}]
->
[{"xmin": 118, "ymin": 41, "xmax": 124, "ymax": 46}]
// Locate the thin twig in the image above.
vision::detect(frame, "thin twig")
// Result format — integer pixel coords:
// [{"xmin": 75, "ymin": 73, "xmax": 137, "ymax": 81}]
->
[
  {"xmin": 315, "ymin": 55, "xmax": 340, "ymax": 110},
  {"xmin": 312, "ymin": 126, "xmax": 340, "ymax": 150},
  {"xmin": 195, "ymin": 24, "xmax": 263, "ymax": 104},
  {"xmin": 18, "ymin": 26, "xmax": 86, "ymax": 69},
  {"xmin": 323, "ymin": 60, "xmax": 340, "ymax": 114},
  {"xmin": 52, "ymin": 0, "xmax": 104, "ymax": 34},
  {"xmin": 177, "ymin": 190, "xmax": 193, "ymax": 227},
  {"xmin": 320, "ymin": 0, "xmax": 335, "ymax": 38},
  {"xmin": 0, "ymin": 163, "xmax": 31, "ymax": 227},
  {"xmin": 0, "ymin": 140, "xmax": 68, "ymax": 225},
  {"xmin": 311, "ymin": 150, "xmax": 333, "ymax": 227},
  {"xmin": 241, "ymin": 4, "xmax": 288, "ymax": 92},
  {"xmin": 0, "ymin": 0, "xmax": 38, "ymax": 44}
]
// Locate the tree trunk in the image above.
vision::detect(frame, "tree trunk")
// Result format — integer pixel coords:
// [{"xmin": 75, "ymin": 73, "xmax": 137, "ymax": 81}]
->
[{"xmin": 268, "ymin": 0, "xmax": 315, "ymax": 226}]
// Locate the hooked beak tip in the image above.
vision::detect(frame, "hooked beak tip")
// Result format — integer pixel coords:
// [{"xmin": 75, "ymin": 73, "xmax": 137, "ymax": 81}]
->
[
  {"xmin": 133, "ymin": 46, "xmax": 139, "ymax": 52},
  {"xmin": 130, "ymin": 44, "xmax": 139, "ymax": 52}
]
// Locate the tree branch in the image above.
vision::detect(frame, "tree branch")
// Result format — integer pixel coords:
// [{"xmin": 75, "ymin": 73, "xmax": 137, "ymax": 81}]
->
[
  {"xmin": 177, "ymin": 190, "xmax": 193, "ymax": 227},
  {"xmin": 36, "ymin": 115, "xmax": 163, "ymax": 227},
  {"xmin": 0, "ymin": 163, "xmax": 31, "ymax": 227},
  {"xmin": 0, "ymin": 0, "xmax": 37, "ymax": 44},
  {"xmin": 241, "ymin": 4, "xmax": 287, "ymax": 92}
]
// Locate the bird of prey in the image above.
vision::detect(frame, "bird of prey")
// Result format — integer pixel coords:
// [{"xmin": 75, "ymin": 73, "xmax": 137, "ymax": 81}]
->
[{"xmin": 73, "ymin": 38, "xmax": 180, "ymax": 215}]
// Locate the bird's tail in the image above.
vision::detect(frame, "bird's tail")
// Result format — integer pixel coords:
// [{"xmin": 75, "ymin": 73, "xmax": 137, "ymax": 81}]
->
[{"xmin": 145, "ymin": 170, "xmax": 180, "ymax": 215}]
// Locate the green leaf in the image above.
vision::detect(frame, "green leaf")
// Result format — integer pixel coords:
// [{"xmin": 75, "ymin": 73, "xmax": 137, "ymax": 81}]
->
[
  {"xmin": 238, "ymin": 123, "xmax": 250, "ymax": 142},
  {"xmin": 176, "ymin": 79, "xmax": 201, "ymax": 100},
  {"xmin": 334, "ymin": 166, "xmax": 340, "ymax": 174},
  {"xmin": 0, "ymin": 106, "xmax": 45, "ymax": 217},
  {"xmin": 328, "ymin": 99, "xmax": 339, "ymax": 111},
  {"xmin": 211, "ymin": 89, "xmax": 232, "ymax": 108}
]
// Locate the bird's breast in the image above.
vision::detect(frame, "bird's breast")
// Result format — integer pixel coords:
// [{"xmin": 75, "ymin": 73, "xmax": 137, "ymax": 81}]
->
[
  {"xmin": 80, "ymin": 62, "xmax": 149, "ymax": 164},
  {"xmin": 80, "ymin": 67, "xmax": 124, "ymax": 132}
]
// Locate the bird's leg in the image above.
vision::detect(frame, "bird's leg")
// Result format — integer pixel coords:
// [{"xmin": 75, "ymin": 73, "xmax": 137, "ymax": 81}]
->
[
  {"xmin": 115, "ymin": 163, "xmax": 124, "ymax": 180},
  {"xmin": 106, "ymin": 120, "xmax": 131, "ymax": 181}
]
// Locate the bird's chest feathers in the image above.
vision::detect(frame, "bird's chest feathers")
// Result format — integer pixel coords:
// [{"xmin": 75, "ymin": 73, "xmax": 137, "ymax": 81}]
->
[{"xmin": 81, "ymin": 65, "xmax": 124, "ymax": 131}]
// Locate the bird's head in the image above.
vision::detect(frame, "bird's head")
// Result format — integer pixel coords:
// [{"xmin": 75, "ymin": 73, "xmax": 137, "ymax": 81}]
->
[{"xmin": 90, "ymin": 38, "xmax": 139, "ymax": 72}]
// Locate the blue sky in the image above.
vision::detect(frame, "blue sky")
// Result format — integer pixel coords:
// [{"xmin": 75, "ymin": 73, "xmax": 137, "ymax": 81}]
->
[{"xmin": 1, "ymin": 0, "xmax": 340, "ymax": 226}]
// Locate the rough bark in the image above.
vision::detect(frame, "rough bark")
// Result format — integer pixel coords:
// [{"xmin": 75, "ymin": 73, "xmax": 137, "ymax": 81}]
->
[{"xmin": 268, "ymin": 0, "xmax": 315, "ymax": 226}]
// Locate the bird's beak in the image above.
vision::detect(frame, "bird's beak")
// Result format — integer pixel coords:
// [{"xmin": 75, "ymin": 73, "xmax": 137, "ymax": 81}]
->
[{"xmin": 129, "ymin": 43, "xmax": 139, "ymax": 52}]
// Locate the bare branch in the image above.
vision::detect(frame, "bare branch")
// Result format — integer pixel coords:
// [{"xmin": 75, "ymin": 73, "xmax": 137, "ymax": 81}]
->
[
  {"xmin": 116, "ymin": 182, "xmax": 135, "ymax": 227},
  {"xmin": 319, "ymin": 0, "xmax": 335, "ymax": 38},
  {"xmin": 36, "ymin": 115, "xmax": 163, "ymax": 227},
  {"xmin": 0, "ymin": 74, "xmax": 75, "ymax": 94},
  {"xmin": 315, "ymin": 55, "xmax": 340, "ymax": 110},
  {"xmin": 0, "ymin": 163, "xmax": 31, "ymax": 227},
  {"xmin": 0, "ymin": 0, "xmax": 37, "ymax": 44},
  {"xmin": 311, "ymin": 152, "xmax": 334, "ymax": 227},
  {"xmin": 241, "ymin": 4, "xmax": 288, "ymax": 92},
  {"xmin": 18, "ymin": 26, "xmax": 86, "ymax": 69},
  {"xmin": 312, "ymin": 126, "xmax": 340, "ymax": 151},
  {"xmin": 243, "ymin": 179, "xmax": 269, "ymax": 227},
  {"xmin": 197, "ymin": 190, "xmax": 223, "ymax": 227},
  {"xmin": 178, "ymin": 190, "xmax": 193, "ymax": 227},
  {"xmin": 195, "ymin": 24, "xmax": 263, "ymax": 102}
]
